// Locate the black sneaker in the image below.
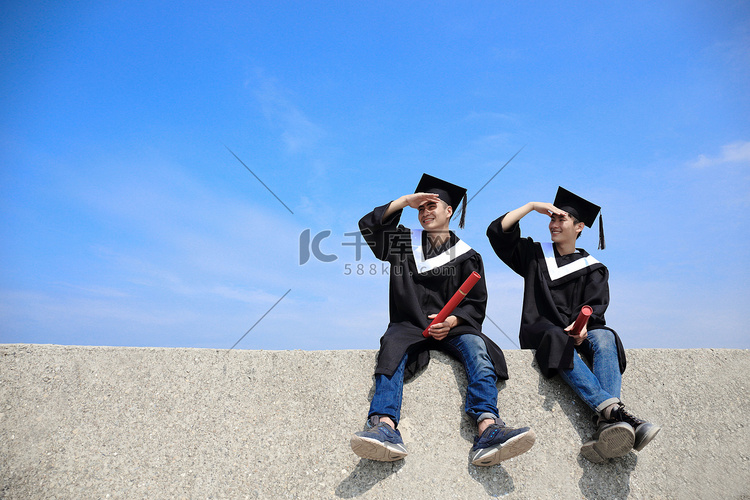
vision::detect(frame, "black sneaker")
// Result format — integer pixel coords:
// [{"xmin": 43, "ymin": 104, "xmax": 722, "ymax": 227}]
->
[
  {"xmin": 609, "ymin": 403, "xmax": 661, "ymax": 451},
  {"xmin": 470, "ymin": 418, "xmax": 536, "ymax": 466},
  {"xmin": 580, "ymin": 419, "xmax": 635, "ymax": 463},
  {"xmin": 350, "ymin": 416, "xmax": 408, "ymax": 462}
]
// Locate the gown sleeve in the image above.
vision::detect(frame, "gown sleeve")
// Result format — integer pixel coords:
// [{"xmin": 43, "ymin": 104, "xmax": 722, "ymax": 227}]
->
[
  {"xmin": 579, "ymin": 266, "xmax": 610, "ymax": 327},
  {"xmin": 486, "ymin": 214, "xmax": 537, "ymax": 276},
  {"xmin": 358, "ymin": 202, "xmax": 404, "ymax": 262},
  {"xmin": 450, "ymin": 254, "xmax": 487, "ymax": 332}
]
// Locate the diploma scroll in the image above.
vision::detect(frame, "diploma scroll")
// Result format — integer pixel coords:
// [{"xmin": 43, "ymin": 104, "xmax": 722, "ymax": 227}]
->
[
  {"xmin": 422, "ymin": 271, "xmax": 481, "ymax": 337},
  {"xmin": 570, "ymin": 305, "xmax": 593, "ymax": 336}
]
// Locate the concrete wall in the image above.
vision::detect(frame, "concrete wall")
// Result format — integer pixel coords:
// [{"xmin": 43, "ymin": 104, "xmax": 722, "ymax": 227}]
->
[{"xmin": 1, "ymin": 344, "xmax": 748, "ymax": 499}]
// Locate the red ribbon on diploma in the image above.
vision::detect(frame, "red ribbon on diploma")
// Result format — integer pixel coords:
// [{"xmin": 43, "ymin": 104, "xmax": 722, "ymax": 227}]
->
[
  {"xmin": 422, "ymin": 271, "xmax": 482, "ymax": 337},
  {"xmin": 570, "ymin": 305, "xmax": 593, "ymax": 335}
]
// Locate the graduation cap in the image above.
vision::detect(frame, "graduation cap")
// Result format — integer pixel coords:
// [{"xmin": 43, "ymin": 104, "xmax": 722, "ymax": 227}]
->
[
  {"xmin": 554, "ymin": 187, "xmax": 605, "ymax": 249},
  {"xmin": 415, "ymin": 173, "xmax": 468, "ymax": 229}
]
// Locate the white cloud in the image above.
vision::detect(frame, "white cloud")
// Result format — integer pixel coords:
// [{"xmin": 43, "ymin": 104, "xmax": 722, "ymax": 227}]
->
[
  {"xmin": 472, "ymin": 132, "xmax": 513, "ymax": 149},
  {"xmin": 253, "ymin": 71, "xmax": 324, "ymax": 154},
  {"xmin": 689, "ymin": 140, "xmax": 750, "ymax": 168}
]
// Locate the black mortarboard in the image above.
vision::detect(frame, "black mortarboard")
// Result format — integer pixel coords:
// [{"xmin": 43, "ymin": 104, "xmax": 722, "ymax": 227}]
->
[
  {"xmin": 415, "ymin": 173, "xmax": 468, "ymax": 229},
  {"xmin": 554, "ymin": 186, "xmax": 605, "ymax": 249}
]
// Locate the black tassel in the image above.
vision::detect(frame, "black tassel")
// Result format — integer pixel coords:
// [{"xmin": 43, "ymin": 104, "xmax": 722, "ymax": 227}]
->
[
  {"xmin": 458, "ymin": 194, "xmax": 467, "ymax": 229},
  {"xmin": 598, "ymin": 213, "xmax": 605, "ymax": 250}
]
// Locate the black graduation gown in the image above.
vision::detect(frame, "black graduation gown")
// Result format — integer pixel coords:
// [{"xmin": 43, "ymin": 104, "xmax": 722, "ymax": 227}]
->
[
  {"xmin": 486, "ymin": 214, "xmax": 626, "ymax": 378},
  {"xmin": 359, "ymin": 203, "xmax": 508, "ymax": 381}
]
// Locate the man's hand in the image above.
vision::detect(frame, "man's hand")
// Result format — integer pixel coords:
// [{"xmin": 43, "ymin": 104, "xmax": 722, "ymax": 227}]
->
[
  {"xmin": 500, "ymin": 202, "xmax": 568, "ymax": 231},
  {"xmin": 403, "ymin": 192, "xmax": 441, "ymax": 209},
  {"xmin": 530, "ymin": 202, "xmax": 567, "ymax": 218},
  {"xmin": 564, "ymin": 321, "xmax": 588, "ymax": 346},
  {"xmin": 426, "ymin": 314, "xmax": 460, "ymax": 341},
  {"xmin": 383, "ymin": 192, "xmax": 441, "ymax": 220}
]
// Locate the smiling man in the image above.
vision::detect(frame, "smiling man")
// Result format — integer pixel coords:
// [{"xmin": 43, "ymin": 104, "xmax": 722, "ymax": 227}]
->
[
  {"xmin": 350, "ymin": 174, "xmax": 536, "ymax": 466},
  {"xmin": 486, "ymin": 187, "xmax": 660, "ymax": 463}
]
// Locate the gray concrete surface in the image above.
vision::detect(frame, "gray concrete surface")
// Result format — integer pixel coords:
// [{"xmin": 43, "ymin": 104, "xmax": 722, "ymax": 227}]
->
[{"xmin": 0, "ymin": 344, "xmax": 748, "ymax": 499}]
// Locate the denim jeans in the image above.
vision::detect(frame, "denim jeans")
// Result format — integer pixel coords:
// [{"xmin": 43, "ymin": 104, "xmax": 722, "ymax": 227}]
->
[
  {"xmin": 557, "ymin": 328, "xmax": 621, "ymax": 414},
  {"xmin": 368, "ymin": 334, "xmax": 499, "ymax": 426}
]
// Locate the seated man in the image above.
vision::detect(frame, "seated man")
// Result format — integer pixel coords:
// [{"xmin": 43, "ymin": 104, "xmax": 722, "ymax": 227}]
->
[
  {"xmin": 486, "ymin": 187, "xmax": 660, "ymax": 463},
  {"xmin": 350, "ymin": 174, "xmax": 536, "ymax": 466}
]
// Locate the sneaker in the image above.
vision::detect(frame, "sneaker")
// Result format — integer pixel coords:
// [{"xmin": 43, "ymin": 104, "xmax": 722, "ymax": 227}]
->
[
  {"xmin": 470, "ymin": 418, "xmax": 536, "ymax": 466},
  {"xmin": 350, "ymin": 416, "xmax": 408, "ymax": 462},
  {"xmin": 609, "ymin": 403, "xmax": 661, "ymax": 451},
  {"xmin": 580, "ymin": 418, "xmax": 635, "ymax": 463}
]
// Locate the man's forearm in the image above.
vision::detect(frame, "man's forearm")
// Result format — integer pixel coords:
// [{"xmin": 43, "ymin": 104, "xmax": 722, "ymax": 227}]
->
[
  {"xmin": 382, "ymin": 196, "xmax": 409, "ymax": 221},
  {"xmin": 501, "ymin": 202, "xmax": 535, "ymax": 231}
]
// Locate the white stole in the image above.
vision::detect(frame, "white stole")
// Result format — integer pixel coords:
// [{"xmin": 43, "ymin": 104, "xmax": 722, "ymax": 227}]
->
[
  {"xmin": 410, "ymin": 229, "xmax": 472, "ymax": 274},
  {"xmin": 541, "ymin": 242, "xmax": 600, "ymax": 281}
]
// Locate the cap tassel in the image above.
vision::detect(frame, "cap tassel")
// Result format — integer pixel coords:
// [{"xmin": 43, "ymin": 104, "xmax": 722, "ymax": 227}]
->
[
  {"xmin": 598, "ymin": 213, "xmax": 605, "ymax": 250},
  {"xmin": 458, "ymin": 195, "xmax": 467, "ymax": 229}
]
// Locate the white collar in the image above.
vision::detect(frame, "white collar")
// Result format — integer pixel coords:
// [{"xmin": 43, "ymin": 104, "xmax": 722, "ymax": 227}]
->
[
  {"xmin": 541, "ymin": 242, "xmax": 600, "ymax": 281},
  {"xmin": 411, "ymin": 229, "xmax": 472, "ymax": 274}
]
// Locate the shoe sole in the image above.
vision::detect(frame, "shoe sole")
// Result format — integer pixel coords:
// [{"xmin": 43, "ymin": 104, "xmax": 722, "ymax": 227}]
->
[
  {"xmin": 634, "ymin": 424, "xmax": 661, "ymax": 451},
  {"xmin": 580, "ymin": 422, "xmax": 635, "ymax": 463},
  {"xmin": 350, "ymin": 435, "xmax": 408, "ymax": 462},
  {"xmin": 471, "ymin": 428, "xmax": 537, "ymax": 466}
]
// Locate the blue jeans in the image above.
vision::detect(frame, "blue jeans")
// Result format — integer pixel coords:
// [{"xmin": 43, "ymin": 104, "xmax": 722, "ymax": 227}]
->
[
  {"xmin": 369, "ymin": 334, "xmax": 499, "ymax": 426},
  {"xmin": 557, "ymin": 328, "xmax": 621, "ymax": 414}
]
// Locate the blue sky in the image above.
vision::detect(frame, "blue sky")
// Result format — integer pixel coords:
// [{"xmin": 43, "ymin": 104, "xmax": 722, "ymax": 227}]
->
[{"xmin": 1, "ymin": 1, "xmax": 748, "ymax": 351}]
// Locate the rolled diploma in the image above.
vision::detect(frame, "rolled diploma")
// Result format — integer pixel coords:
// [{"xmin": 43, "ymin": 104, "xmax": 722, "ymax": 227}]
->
[
  {"xmin": 570, "ymin": 305, "xmax": 593, "ymax": 335},
  {"xmin": 422, "ymin": 271, "xmax": 482, "ymax": 337}
]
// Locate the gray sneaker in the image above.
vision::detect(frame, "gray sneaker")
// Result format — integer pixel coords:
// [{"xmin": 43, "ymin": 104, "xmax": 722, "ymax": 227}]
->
[
  {"xmin": 350, "ymin": 416, "xmax": 408, "ymax": 462},
  {"xmin": 470, "ymin": 418, "xmax": 536, "ymax": 466},
  {"xmin": 580, "ymin": 420, "xmax": 635, "ymax": 463},
  {"xmin": 609, "ymin": 403, "xmax": 661, "ymax": 451}
]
